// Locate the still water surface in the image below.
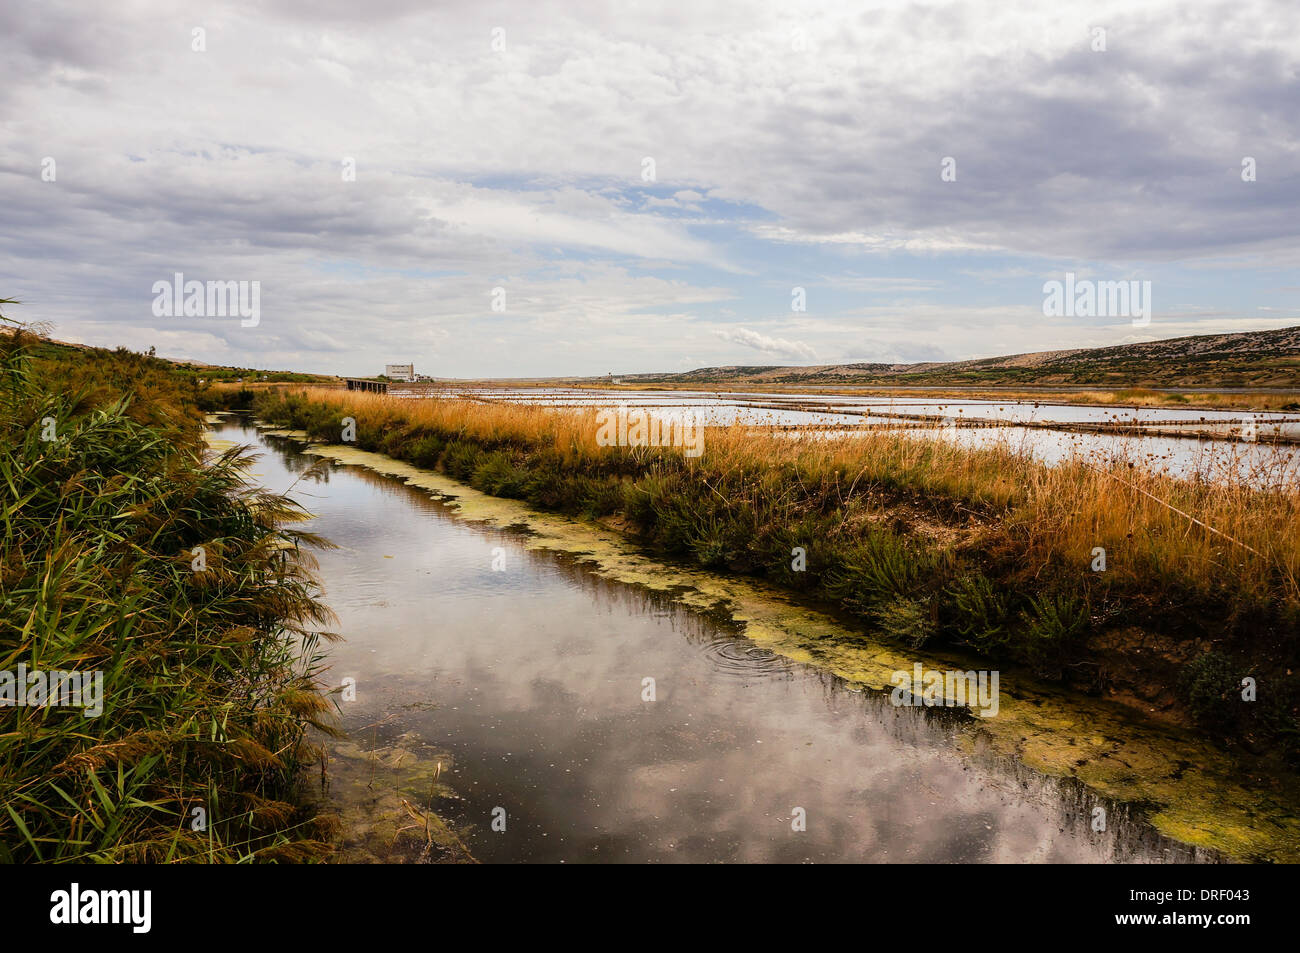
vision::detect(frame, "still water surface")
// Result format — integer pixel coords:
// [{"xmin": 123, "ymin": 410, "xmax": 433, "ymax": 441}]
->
[{"xmin": 219, "ymin": 419, "xmax": 1210, "ymax": 863}]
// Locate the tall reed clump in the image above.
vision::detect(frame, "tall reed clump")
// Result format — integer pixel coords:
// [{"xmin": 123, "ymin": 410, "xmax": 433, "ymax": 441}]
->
[
  {"xmin": 253, "ymin": 386, "xmax": 1300, "ymax": 761},
  {"xmin": 1, "ymin": 317, "xmax": 338, "ymax": 862}
]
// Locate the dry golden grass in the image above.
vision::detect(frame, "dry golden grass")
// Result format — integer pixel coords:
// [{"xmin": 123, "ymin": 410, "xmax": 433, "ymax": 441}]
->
[{"xmin": 272, "ymin": 386, "xmax": 1300, "ymax": 615}]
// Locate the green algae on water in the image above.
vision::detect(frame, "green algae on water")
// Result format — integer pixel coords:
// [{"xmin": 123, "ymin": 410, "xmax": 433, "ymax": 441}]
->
[{"xmin": 289, "ymin": 436, "xmax": 1300, "ymax": 863}]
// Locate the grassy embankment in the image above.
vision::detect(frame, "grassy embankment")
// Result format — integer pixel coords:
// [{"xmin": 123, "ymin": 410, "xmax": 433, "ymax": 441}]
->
[
  {"xmin": 253, "ymin": 386, "xmax": 1300, "ymax": 764},
  {"xmin": 794, "ymin": 386, "xmax": 1299, "ymax": 414},
  {"xmin": 1, "ymin": 317, "xmax": 338, "ymax": 862}
]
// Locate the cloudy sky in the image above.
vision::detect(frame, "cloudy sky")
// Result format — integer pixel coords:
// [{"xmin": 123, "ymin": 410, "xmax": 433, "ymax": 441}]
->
[{"xmin": 3, "ymin": 0, "xmax": 1299, "ymax": 377}]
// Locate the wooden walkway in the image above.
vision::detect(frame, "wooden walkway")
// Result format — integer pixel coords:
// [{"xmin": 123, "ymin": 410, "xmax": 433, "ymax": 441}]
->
[{"xmin": 344, "ymin": 378, "xmax": 388, "ymax": 393}]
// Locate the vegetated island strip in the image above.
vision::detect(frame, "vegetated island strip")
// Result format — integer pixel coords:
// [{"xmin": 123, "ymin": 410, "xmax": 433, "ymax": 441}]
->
[
  {"xmin": 244, "ymin": 418, "xmax": 1300, "ymax": 862},
  {"xmin": 247, "ymin": 388, "xmax": 1300, "ymax": 778},
  {"xmin": 0, "ymin": 325, "xmax": 340, "ymax": 862}
]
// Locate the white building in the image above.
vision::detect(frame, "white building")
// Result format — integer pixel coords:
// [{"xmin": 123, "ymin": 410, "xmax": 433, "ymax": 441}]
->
[{"xmin": 385, "ymin": 363, "xmax": 415, "ymax": 382}]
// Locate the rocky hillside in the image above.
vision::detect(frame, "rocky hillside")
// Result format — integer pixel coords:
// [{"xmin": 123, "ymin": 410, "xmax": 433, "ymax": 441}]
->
[{"xmin": 626, "ymin": 326, "xmax": 1300, "ymax": 388}]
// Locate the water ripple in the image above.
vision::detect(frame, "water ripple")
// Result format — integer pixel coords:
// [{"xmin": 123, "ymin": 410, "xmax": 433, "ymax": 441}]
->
[{"xmin": 700, "ymin": 637, "xmax": 796, "ymax": 679}]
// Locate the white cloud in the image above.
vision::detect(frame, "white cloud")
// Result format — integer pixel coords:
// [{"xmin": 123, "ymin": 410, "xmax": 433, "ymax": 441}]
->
[
  {"xmin": 1, "ymin": 0, "xmax": 1297, "ymax": 374},
  {"xmin": 716, "ymin": 326, "xmax": 818, "ymax": 362}
]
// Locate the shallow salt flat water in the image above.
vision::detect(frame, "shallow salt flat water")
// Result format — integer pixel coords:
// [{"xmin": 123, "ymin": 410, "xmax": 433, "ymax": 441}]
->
[
  {"xmin": 447, "ymin": 386, "xmax": 1295, "ymax": 425},
  {"xmin": 893, "ymin": 426, "xmax": 1300, "ymax": 487},
  {"xmin": 217, "ymin": 419, "xmax": 1213, "ymax": 863},
  {"xmin": 417, "ymin": 387, "xmax": 1300, "ymax": 483}
]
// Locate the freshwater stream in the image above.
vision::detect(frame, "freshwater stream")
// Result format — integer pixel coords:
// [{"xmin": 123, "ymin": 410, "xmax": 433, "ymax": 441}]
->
[{"xmin": 215, "ymin": 417, "xmax": 1233, "ymax": 863}]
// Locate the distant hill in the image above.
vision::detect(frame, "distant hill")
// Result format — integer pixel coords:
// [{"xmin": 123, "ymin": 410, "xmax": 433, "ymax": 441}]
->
[
  {"xmin": 623, "ymin": 326, "xmax": 1300, "ymax": 388},
  {"xmin": 11, "ymin": 334, "xmax": 337, "ymax": 385}
]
